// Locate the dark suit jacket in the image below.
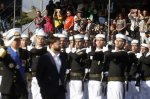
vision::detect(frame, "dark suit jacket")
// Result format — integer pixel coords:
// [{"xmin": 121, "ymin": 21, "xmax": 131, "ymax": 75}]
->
[{"xmin": 36, "ymin": 52, "xmax": 66, "ymax": 98}]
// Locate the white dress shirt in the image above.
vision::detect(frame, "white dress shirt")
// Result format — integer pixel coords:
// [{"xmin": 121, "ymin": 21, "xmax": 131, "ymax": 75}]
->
[
  {"xmin": 48, "ymin": 47, "xmax": 61, "ymax": 73},
  {"xmin": 48, "ymin": 47, "xmax": 62, "ymax": 85}
]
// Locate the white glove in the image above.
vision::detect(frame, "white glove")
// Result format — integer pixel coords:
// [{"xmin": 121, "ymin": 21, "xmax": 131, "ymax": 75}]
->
[
  {"xmin": 71, "ymin": 48, "xmax": 76, "ymax": 53},
  {"xmin": 86, "ymin": 47, "xmax": 92, "ymax": 54},
  {"xmin": 103, "ymin": 47, "xmax": 109, "ymax": 52},
  {"xmin": 85, "ymin": 68, "xmax": 89, "ymax": 73},
  {"xmin": 135, "ymin": 86, "xmax": 140, "ymax": 92},
  {"xmin": 104, "ymin": 72, "xmax": 109, "ymax": 76},
  {"xmin": 66, "ymin": 48, "xmax": 71, "ymax": 53},
  {"xmin": 136, "ymin": 73, "xmax": 140, "ymax": 78},
  {"xmin": 136, "ymin": 53, "xmax": 142, "ymax": 59},
  {"xmin": 66, "ymin": 69, "xmax": 70, "ymax": 74}
]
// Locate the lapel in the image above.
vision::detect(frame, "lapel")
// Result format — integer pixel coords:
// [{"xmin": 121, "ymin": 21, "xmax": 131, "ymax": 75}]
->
[
  {"xmin": 47, "ymin": 52, "xmax": 59, "ymax": 74},
  {"xmin": 59, "ymin": 53, "xmax": 64, "ymax": 74}
]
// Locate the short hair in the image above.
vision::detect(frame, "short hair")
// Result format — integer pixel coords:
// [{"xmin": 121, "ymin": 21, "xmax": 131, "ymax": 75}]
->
[{"xmin": 46, "ymin": 36, "xmax": 60, "ymax": 45}]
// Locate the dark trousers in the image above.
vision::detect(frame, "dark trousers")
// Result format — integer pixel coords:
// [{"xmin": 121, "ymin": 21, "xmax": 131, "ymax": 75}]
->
[
  {"xmin": 41, "ymin": 86, "xmax": 66, "ymax": 99},
  {"xmin": 1, "ymin": 84, "xmax": 28, "ymax": 99},
  {"xmin": 2, "ymin": 94, "xmax": 27, "ymax": 99}
]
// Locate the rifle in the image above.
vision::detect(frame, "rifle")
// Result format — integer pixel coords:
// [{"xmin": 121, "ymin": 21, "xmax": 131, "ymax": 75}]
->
[{"xmin": 64, "ymin": 69, "xmax": 70, "ymax": 88}]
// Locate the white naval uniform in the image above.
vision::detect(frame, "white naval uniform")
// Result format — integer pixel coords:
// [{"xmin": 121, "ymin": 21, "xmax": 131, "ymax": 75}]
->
[
  {"xmin": 125, "ymin": 81, "xmax": 140, "ymax": 99},
  {"xmin": 70, "ymin": 80, "xmax": 84, "ymax": 99},
  {"xmin": 65, "ymin": 47, "xmax": 74, "ymax": 99},
  {"xmin": 69, "ymin": 48, "xmax": 85, "ymax": 99},
  {"xmin": 88, "ymin": 48, "xmax": 106, "ymax": 99},
  {"xmin": 31, "ymin": 47, "xmax": 43, "ymax": 99},
  {"xmin": 31, "ymin": 77, "xmax": 42, "ymax": 99},
  {"xmin": 107, "ymin": 81, "xmax": 124, "ymax": 99},
  {"xmin": 125, "ymin": 52, "xmax": 141, "ymax": 99},
  {"xmin": 139, "ymin": 52, "xmax": 150, "ymax": 99},
  {"xmin": 107, "ymin": 50, "xmax": 125, "ymax": 99}
]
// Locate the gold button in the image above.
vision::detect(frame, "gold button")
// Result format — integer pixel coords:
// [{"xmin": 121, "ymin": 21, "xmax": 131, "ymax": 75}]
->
[
  {"xmin": 13, "ymin": 76, "xmax": 16, "ymax": 78},
  {"xmin": 14, "ymin": 71, "xmax": 17, "ymax": 73},
  {"xmin": 13, "ymin": 80, "xmax": 16, "ymax": 82},
  {"xmin": 9, "ymin": 63, "xmax": 14, "ymax": 68},
  {"xmin": 0, "ymin": 67, "xmax": 3, "ymax": 70}
]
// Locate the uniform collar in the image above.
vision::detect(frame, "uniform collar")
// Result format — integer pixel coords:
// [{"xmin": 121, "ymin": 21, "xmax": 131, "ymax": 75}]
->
[{"xmin": 11, "ymin": 46, "xmax": 18, "ymax": 52}]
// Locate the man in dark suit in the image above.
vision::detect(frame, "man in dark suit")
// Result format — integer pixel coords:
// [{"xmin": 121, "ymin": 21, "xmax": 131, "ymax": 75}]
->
[{"xmin": 36, "ymin": 36, "xmax": 66, "ymax": 99}]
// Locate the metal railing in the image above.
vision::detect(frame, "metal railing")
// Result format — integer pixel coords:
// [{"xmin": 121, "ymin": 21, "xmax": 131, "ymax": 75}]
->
[{"xmin": 22, "ymin": 8, "xmax": 46, "ymax": 33}]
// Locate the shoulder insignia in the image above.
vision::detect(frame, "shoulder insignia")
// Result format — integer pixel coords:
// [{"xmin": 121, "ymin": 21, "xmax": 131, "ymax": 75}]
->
[
  {"xmin": 0, "ymin": 48, "xmax": 7, "ymax": 58},
  {"xmin": 9, "ymin": 63, "xmax": 14, "ymax": 68}
]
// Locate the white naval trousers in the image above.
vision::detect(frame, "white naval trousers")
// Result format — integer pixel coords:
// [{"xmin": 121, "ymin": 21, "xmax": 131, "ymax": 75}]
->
[
  {"xmin": 31, "ymin": 77, "xmax": 42, "ymax": 99},
  {"xmin": 107, "ymin": 81, "xmax": 124, "ymax": 99},
  {"xmin": 125, "ymin": 81, "xmax": 140, "ymax": 99},
  {"xmin": 139, "ymin": 80, "xmax": 150, "ymax": 99},
  {"xmin": 88, "ymin": 80, "xmax": 104, "ymax": 99},
  {"xmin": 66, "ymin": 82, "xmax": 70, "ymax": 99},
  {"xmin": 70, "ymin": 80, "xmax": 83, "ymax": 99}
]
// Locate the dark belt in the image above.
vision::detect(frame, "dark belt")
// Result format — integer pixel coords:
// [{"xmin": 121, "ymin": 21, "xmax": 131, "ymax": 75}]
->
[
  {"xmin": 142, "ymin": 77, "xmax": 150, "ymax": 81},
  {"xmin": 128, "ymin": 76, "xmax": 136, "ymax": 81},
  {"xmin": 70, "ymin": 72, "xmax": 83, "ymax": 77},
  {"xmin": 70, "ymin": 72, "xmax": 83, "ymax": 80},
  {"xmin": 89, "ymin": 74, "xmax": 101, "ymax": 81},
  {"xmin": 108, "ymin": 76, "xmax": 125, "ymax": 82}
]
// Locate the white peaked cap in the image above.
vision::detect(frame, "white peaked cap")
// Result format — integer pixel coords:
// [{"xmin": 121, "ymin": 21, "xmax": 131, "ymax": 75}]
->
[
  {"xmin": 141, "ymin": 43, "xmax": 148, "ymax": 48},
  {"xmin": 116, "ymin": 33, "xmax": 126, "ymax": 40},
  {"xmin": 6, "ymin": 28, "xmax": 21, "ymax": 40},
  {"xmin": 95, "ymin": 34, "xmax": 105, "ymax": 39},
  {"xmin": 131, "ymin": 39, "xmax": 139, "ymax": 45}
]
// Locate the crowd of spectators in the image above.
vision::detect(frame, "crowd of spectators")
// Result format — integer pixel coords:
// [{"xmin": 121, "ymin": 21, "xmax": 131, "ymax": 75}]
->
[{"xmin": 32, "ymin": 0, "xmax": 150, "ymax": 45}]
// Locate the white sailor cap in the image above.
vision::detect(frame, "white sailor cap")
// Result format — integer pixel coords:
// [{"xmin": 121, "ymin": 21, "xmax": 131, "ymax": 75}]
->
[
  {"xmin": 131, "ymin": 39, "xmax": 139, "ymax": 45},
  {"xmin": 69, "ymin": 36, "xmax": 74, "ymax": 41},
  {"xmin": 74, "ymin": 34, "xmax": 84, "ymax": 40},
  {"xmin": 116, "ymin": 34, "xmax": 126, "ymax": 40},
  {"xmin": 36, "ymin": 29, "xmax": 46, "ymax": 37},
  {"xmin": 21, "ymin": 34, "xmax": 29, "ymax": 38},
  {"xmin": 95, "ymin": 34, "xmax": 105, "ymax": 40},
  {"xmin": 58, "ymin": 34, "xmax": 67, "ymax": 38},
  {"xmin": 141, "ymin": 43, "xmax": 148, "ymax": 48},
  {"xmin": 62, "ymin": 30, "xmax": 68, "ymax": 35},
  {"xmin": 84, "ymin": 35, "xmax": 89, "ymax": 41},
  {"xmin": 53, "ymin": 34, "xmax": 59, "ymax": 37}
]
